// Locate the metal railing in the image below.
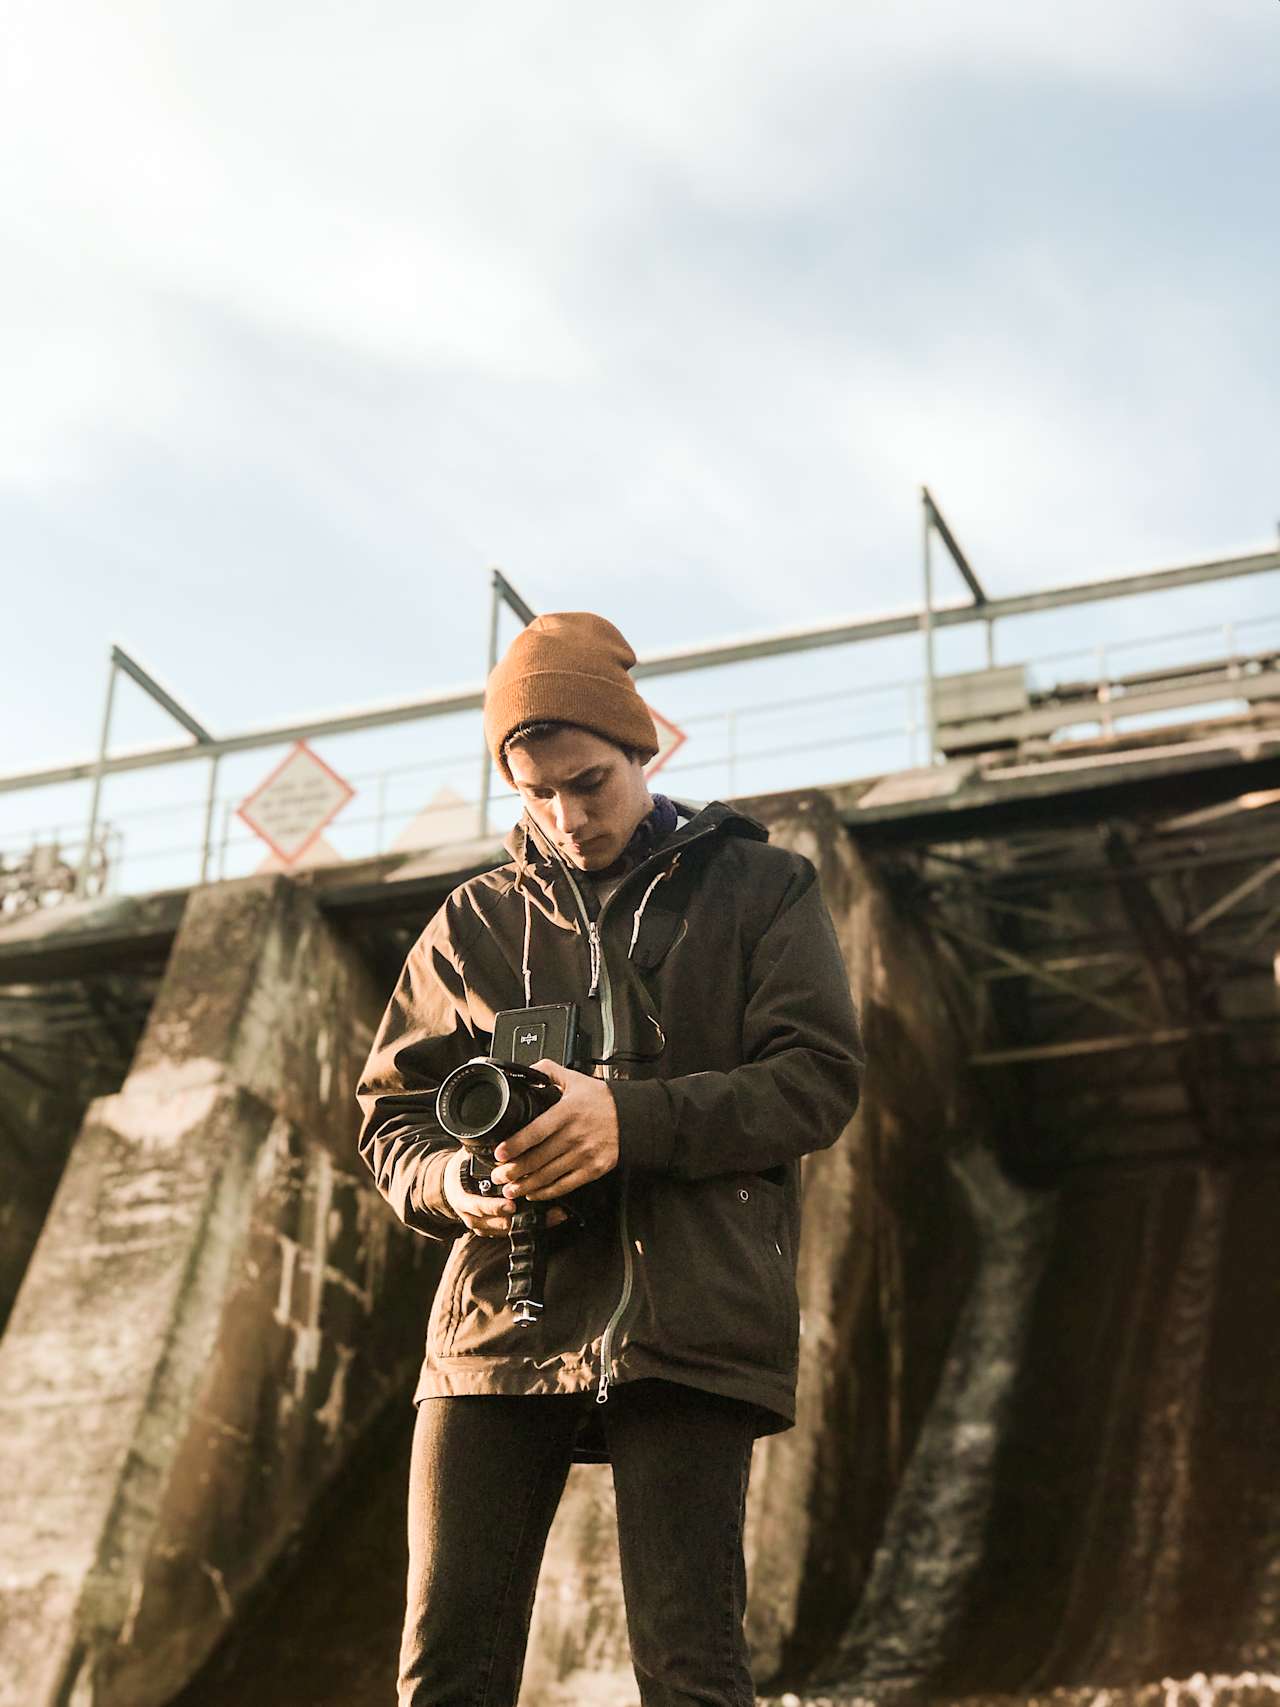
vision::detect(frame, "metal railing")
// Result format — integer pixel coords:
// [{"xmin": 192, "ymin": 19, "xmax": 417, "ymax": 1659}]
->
[
  {"xmin": 4, "ymin": 609, "xmax": 1277, "ymax": 909},
  {"xmin": 0, "ymin": 826, "xmax": 122, "ymax": 919}
]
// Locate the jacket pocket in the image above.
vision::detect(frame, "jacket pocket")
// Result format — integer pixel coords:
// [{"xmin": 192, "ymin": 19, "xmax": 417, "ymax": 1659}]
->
[
  {"xmin": 748, "ymin": 1174, "xmax": 799, "ymax": 1366},
  {"xmin": 640, "ymin": 1172, "xmax": 797, "ymax": 1374}
]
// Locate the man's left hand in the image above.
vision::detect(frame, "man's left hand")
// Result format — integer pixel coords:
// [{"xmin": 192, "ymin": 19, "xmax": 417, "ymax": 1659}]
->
[{"xmin": 490, "ymin": 1059, "xmax": 619, "ymax": 1201}]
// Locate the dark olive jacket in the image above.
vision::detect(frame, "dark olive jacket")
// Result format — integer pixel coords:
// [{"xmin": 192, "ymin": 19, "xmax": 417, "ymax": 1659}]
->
[{"xmin": 355, "ymin": 800, "xmax": 864, "ymax": 1435}]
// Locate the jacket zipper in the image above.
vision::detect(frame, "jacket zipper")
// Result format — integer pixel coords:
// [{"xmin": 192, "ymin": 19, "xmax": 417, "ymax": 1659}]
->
[{"xmin": 557, "ymin": 859, "xmax": 633, "ymax": 1404}]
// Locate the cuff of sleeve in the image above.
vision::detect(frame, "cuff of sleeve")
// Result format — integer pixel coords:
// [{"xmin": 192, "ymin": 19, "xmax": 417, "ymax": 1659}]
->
[
  {"xmin": 413, "ymin": 1147, "xmax": 460, "ymax": 1225},
  {"xmin": 609, "ymin": 1079, "xmax": 676, "ymax": 1173}
]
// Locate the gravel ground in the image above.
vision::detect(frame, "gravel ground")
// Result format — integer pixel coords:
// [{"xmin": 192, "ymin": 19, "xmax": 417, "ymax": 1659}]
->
[{"xmin": 757, "ymin": 1674, "xmax": 1280, "ymax": 1707}]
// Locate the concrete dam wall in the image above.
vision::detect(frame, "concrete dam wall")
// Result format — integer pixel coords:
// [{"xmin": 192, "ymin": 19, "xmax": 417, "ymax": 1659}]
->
[
  {"xmin": 0, "ymin": 759, "xmax": 1277, "ymax": 1706},
  {"xmin": 0, "ymin": 878, "xmax": 442, "ymax": 1707}
]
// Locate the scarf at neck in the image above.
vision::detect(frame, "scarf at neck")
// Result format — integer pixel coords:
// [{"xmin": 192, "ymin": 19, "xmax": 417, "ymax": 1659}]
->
[{"xmin": 587, "ymin": 793, "xmax": 679, "ymax": 883}]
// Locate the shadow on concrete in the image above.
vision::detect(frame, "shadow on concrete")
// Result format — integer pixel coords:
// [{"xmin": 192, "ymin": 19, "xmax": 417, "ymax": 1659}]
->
[{"xmin": 170, "ymin": 1393, "xmax": 416, "ymax": 1707}]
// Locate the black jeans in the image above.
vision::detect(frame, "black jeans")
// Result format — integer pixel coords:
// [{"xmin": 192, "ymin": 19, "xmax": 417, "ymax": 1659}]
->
[{"xmin": 398, "ymin": 1380, "xmax": 758, "ymax": 1707}]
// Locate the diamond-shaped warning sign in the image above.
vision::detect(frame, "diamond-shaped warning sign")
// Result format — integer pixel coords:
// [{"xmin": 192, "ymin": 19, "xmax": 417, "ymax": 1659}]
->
[
  {"xmin": 644, "ymin": 705, "xmax": 687, "ymax": 780},
  {"xmin": 237, "ymin": 741, "xmax": 355, "ymax": 865}
]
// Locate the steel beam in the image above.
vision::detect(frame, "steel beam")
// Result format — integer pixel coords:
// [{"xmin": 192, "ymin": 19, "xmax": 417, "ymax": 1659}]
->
[
  {"xmin": 977, "ymin": 951, "xmax": 1138, "ymax": 981},
  {"xmin": 922, "ymin": 487, "xmax": 986, "ymax": 604},
  {"xmin": 630, "ymin": 545, "xmax": 1280, "ymax": 680},
  {"xmin": 970, "ymin": 1012, "xmax": 1280, "ymax": 1067},
  {"xmin": 0, "ymin": 683, "xmax": 489, "ymax": 794},
  {"xmin": 1187, "ymin": 857, "xmax": 1280, "ymax": 935},
  {"xmin": 931, "ymin": 915, "xmax": 1149, "ymax": 1029},
  {"xmin": 493, "ymin": 569, "xmax": 537, "ymax": 627},
  {"xmin": 1103, "ymin": 828, "xmax": 1235, "ymax": 1148},
  {"xmin": 110, "ymin": 645, "xmax": 214, "ymax": 744}
]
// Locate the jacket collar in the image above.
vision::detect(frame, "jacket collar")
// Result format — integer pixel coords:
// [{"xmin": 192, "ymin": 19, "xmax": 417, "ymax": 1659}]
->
[{"xmin": 504, "ymin": 797, "xmax": 768, "ymax": 885}]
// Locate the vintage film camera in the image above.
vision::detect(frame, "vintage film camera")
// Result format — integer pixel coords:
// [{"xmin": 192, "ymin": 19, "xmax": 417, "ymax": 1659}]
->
[{"xmin": 435, "ymin": 1004, "xmax": 580, "ymax": 1325}]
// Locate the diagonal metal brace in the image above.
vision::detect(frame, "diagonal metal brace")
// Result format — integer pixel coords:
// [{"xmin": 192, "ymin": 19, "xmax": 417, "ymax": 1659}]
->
[
  {"xmin": 1186, "ymin": 856, "xmax": 1280, "ymax": 936},
  {"xmin": 931, "ymin": 914, "xmax": 1149, "ymax": 1030}
]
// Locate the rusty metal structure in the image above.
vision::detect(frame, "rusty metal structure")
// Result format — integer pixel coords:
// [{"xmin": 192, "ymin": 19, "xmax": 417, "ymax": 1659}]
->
[{"xmin": 841, "ymin": 725, "xmax": 1280, "ymax": 1175}]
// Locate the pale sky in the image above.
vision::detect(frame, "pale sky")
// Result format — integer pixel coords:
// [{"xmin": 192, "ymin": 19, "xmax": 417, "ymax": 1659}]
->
[{"xmin": 2, "ymin": 1, "xmax": 1277, "ymax": 886}]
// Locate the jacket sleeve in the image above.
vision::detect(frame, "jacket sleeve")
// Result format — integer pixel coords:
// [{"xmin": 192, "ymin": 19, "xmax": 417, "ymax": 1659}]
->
[
  {"xmin": 608, "ymin": 861, "xmax": 863, "ymax": 1179},
  {"xmin": 355, "ymin": 907, "xmax": 480, "ymax": 1240}
]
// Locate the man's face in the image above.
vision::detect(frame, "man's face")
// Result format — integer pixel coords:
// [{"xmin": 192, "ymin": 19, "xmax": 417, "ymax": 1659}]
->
[{"xmin": 507, "ymin": 726, "xmax": 652, "ymax": 872}]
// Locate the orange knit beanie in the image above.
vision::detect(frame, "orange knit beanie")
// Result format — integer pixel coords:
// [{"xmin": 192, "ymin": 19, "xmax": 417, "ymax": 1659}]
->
[{"xmin": 484, "ymin": 612, "xmax": 658, "ymax": 781}]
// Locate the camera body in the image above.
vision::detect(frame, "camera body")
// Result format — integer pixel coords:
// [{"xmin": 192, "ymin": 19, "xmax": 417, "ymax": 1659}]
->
[{"xmin": 436, "ymin": 1004, "xmax": 580, "ymax": 1194}]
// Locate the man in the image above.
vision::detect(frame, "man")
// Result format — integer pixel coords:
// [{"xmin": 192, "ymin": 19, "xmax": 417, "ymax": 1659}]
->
[{"xmin": 356, "ymin": 611, "xmax": 864, "ymax": 1707}]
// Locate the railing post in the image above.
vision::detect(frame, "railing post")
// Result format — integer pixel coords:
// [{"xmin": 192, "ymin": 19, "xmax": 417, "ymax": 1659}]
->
[
  {"xmin": 1225, "ymin": 622, "xmax": 1239, "ymax": 680},
  {"xmin": 198, "ymin": 755, "xmax": 221, "ymax": 885},
  {"xmin": 920, "ymin": 488, "xmax": 938, "ymax": 764},
  {"xmin": 375, "ymin": 774, "xmax": 389, "ymax": 854},
  {"xmin": 478, "ymin": 572, "xmax": 502, "ymax": 838},
  {"xmin": 478, "ymin": 570, "xmax": 538, "ymax": 838},
  {"xmin": 77, "ymin": 655, "xmax": 119, "ymax": 898},
  {"xmin": 217, "ymin": 800, "xmax": 234, "ymax": 881}
]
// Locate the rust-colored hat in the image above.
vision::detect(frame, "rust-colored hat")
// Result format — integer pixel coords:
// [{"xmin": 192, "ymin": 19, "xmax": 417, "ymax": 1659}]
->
[{"xmin": 484, "ymin": 612, "xmax": 658, "ymax": 781}]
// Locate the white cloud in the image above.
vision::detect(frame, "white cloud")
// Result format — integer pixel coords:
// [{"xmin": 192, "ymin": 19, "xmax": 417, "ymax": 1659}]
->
[{"xmin": 0, "ymin": 0, "xmax": 1274, "ymax": 747}]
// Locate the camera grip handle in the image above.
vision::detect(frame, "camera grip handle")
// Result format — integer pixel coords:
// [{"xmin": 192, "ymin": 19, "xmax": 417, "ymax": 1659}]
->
[{"xmin": 506, "ymin": 1201, "xmax": 549, "ymax": 1325}]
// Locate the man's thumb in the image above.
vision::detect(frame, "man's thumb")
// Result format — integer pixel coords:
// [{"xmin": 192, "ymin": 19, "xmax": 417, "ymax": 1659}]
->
[{"xmin": 533, "ymin": 1057, "xmax": 570, "ymax": 1087}]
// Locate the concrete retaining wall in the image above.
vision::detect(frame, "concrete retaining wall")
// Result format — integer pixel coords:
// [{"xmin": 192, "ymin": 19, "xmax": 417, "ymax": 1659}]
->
[
  {"xmin": 0, "ymin": 983, "xmax": 153, "ymax": 1336},
  {"xmin": 0, "ymin": 876, "xmax": 439, "ymax": 1707},
  {"xmin": 0, "ymin": 1041, "xmax": 85, "ymax": 1337}
]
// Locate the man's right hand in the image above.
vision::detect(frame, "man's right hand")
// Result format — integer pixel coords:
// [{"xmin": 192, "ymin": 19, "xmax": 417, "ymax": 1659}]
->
[{"xmin": 441, "ymin": 1150, "xmax": 566, "ymax": 1235}]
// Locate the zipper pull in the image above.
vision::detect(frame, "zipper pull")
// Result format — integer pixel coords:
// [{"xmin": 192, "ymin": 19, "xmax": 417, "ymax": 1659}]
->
[
  {"xmin": 596, "ymin": 1365, "xmax": 611, "ymax": 1405},
  {"xmin": 587, "ymin": 921, "xmax": 602, "ymax": 998}
]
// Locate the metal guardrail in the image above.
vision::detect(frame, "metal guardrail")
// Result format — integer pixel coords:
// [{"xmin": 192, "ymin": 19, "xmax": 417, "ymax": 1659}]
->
[
  {"xmin": 0, "ymin": 827, "xmax": 121, "ymax": 919},
  {"xmin": 4, "ymin": 609, "xmax": 1279, "ymax": 909},
  {"xmin": 4, "ymin": 541, "xmax": 1279, "ymax": 809}
]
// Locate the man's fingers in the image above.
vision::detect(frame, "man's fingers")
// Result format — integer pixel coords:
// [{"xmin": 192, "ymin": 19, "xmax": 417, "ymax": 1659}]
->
[
  {"xmin": 463, "ymin": 1209, "xmax": 513, "ymax": 1234},
  {"xmin": 492, "ymin": 1059, "xmax": 590, "ymax": 1161},
  {"xmin": 527, "ymin": 1167, "xmax": 593, "ymax": 1201},
  {"xmin": 493, "ymin": 1104, "xmax": 564, "ymax": 1161},
  {"xmin": 493, "ymin": 1136, "xmax": 573, "ymax": 1190},
  {"xmin": 460, "ymin": 1206, "xmax": 515, "ymax": 1236},
  {"xmin": 444, "ymin": 1149, "xmax": 546, "ymax": 1234},
  {"xmin": 508, "ymin": 1167, "xmax": 571, "ymax": 1199},
  {"xmin": 516, "ymin": 1150, "xmax": 596, "ymax": 1197},
  {"xmin": 460, "ymin": 1198, "xmax": 568, "ymax": 1231}
]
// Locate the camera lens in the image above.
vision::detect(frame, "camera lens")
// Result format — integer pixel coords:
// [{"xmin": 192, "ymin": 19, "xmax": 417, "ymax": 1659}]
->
[
  {"xmin": 437, "ymin": 1058, "xmax": 560, "ymax": 1144},
  {"xmin": 438, "ymin": 1062, "xmax": 508, "ymax": 1139},
  {"xmin": 456, "ymin": 1077, "xmax": 504, "ymax": 1133}
]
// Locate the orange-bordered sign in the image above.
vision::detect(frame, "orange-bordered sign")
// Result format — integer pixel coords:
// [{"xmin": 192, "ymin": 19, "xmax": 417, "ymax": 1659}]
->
[
  {"xmin": 644, "ymin": 705, "xmax": 687, "ymax": 780},
  {"xmin": 236, "ymin": 740, "xmax": 356, "ymax": 866}
]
